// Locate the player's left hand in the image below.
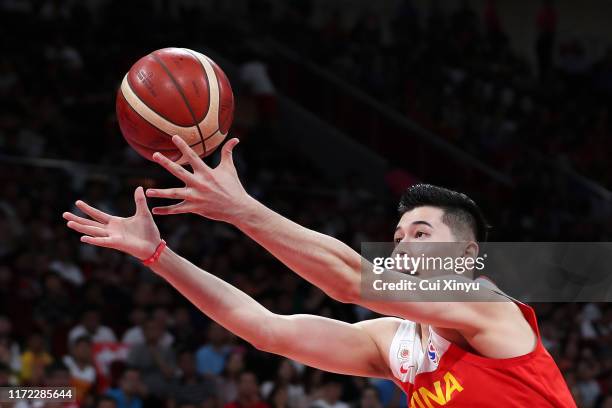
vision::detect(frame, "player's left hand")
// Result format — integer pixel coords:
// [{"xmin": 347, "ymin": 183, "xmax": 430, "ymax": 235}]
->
[
  {"xmin": 146, "ymin": 135, "xmax": 252, "ymax": 222},
  {"xmin": 63, "ymin": 187, "xmax": 161, "ymax": 260}
]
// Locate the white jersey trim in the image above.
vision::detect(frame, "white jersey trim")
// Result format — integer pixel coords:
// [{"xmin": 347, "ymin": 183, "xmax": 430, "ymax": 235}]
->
[{"xmin": 388, "ymin": 321, "xmax": 452, "ymax": 384}]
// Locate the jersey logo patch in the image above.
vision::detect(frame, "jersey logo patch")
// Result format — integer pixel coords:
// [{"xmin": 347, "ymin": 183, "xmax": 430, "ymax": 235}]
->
[
  {"xmin": 399, "ymin": 361, "xmax": 414, "ymax": 377},
  {"xmin": 427, "ymin": 341, "xmax": 439, "ymax": 365},
  {"xmin": 398, "ymin": 341, "xmax": 412, "ymax": 361}
]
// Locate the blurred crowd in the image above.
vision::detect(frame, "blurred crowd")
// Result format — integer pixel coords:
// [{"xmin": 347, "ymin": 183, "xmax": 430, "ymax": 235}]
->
[
  {"xmin": 255, "ymin": 0, "xmax": 612, "ymax": 189},
  {"xmin": 234, "ymin": 0, "xmax": 612, "ymax": 242},
  {"xmin": 1, "ymin": 0, "xmax": 611, "ymax": 407}
]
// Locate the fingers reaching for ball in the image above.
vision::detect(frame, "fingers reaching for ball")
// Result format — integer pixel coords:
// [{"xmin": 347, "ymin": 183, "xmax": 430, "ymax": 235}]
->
[
  {"xmin": 171, "ymin": 135, "xmax": 211, "ymax": 172},
  {"xmin": 147, "ymin": 134, "xmax": 246, "ymax": 222},
  {"xmin": 152, "ymin": 151, "xmax": 198, "ymax": 185}
]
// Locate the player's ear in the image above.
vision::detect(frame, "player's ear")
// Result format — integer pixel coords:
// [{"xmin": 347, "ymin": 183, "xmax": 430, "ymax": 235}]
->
[
  {"xmin": 134, "ymin": 186, "xmax": 149, "ymax": 215},
  {"xmin": 463, "ymin": 241, "xmax": 479, "ymax": 262}
]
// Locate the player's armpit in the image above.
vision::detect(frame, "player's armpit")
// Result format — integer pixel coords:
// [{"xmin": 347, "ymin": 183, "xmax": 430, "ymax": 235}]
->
[{"xmin": 259, "ymin": 314, "xmax": 398, "ymax": 379}]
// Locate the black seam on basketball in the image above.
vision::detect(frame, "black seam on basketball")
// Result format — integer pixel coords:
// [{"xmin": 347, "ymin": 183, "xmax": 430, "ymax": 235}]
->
[
  {"xmin": 125, "ymin": 73, "xmax": 189, "ymax": 128},
  {"xmin": 184, "ymin": 49, "xmax": 212, "ymax": 157},
  {"xmin": 151, "ymin": 52, "xmax": 206, "ymax": 149},
  {"xmin": 121, "ymin": 87, "xmax": 190, "ymax": 140},
  {"xmin": 183, "ymin": 49, "xmax": 211, "ymax": 123}
]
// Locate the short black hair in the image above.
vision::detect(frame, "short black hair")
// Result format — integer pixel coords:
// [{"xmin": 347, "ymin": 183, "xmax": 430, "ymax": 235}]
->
[{"xmin": 398, "ymin": 184, "xmax": 489, "ymax": 242}]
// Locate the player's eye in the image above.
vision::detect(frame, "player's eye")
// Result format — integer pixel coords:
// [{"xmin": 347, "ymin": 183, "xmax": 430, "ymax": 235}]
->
[
  {"xmin": 415, "ymin": 231, "xmax": 428, "ymax": 239},
  {"xmin": 394, "ymin": 237, "xmax": 402, "ymax": 244}
]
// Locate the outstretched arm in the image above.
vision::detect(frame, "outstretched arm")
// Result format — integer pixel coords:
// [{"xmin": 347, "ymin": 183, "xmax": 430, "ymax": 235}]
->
[
  {"xmin": 150, "ymin": 246, "xmax": 389, "ymax": 377},
  {"xmin": 146, "ymin": 137, "xmax": 362, "ymax": 303},
  {"xmin": 63, "ymin": 188, "xmax": 390, "ymax": 378}
]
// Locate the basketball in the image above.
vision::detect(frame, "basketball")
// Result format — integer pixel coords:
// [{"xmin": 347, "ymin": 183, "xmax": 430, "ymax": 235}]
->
[{"xmin": 116, "ymin": 47, "xmax": 234, "ymax": 164}]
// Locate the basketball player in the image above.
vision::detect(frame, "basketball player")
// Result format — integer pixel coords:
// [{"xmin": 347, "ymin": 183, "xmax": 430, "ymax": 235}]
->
[{"xmin": 64, "ymin": 137, "xmax": 576, "ymax": 407}]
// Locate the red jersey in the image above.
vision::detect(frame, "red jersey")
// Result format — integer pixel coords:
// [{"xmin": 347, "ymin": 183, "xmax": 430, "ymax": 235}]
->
[{"xmin": 388, "ymin": 302, "xmax": 576, "ymax": 407}]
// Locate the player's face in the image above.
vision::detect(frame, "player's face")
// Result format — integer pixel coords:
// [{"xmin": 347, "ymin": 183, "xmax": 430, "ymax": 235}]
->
[{"xmin": 392, "ymin": 206, "xmax": 474, "ymax": 277}]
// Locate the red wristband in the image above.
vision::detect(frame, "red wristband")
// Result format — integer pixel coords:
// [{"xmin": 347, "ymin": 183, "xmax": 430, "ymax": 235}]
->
[{"xmin": 142, "ymin": 240, "xmax": 167, "ymax": 266}]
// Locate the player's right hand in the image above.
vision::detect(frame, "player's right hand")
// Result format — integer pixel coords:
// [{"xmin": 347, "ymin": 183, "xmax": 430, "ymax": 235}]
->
[
  {"xmin": 145, "ymin": 135, "xmax": 252, "ymax": 223},
  {"xmin": 63, "ymin": 187, "xmax": 161, "ymax": 260}
]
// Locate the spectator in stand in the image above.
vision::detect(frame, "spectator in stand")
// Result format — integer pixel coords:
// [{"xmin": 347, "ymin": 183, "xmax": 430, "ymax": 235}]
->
[
  {"xmin": 151, "ymin": 306, "xmax": 175, "ymax": 347},
  {"xmin": 309, "ymin": 374, "xmax": 349, "ymax": 408},
  {"xmin": 45, "ymin": 361, "xmax": 72, "ymax": 387},
  {"xmin": 62, "ymin": 335, "xmax": 97, "ymax": 405},
  {"xmin": 49, "ymin": 241, "xmax": 84, "ymax": 286},
  {"xmin": 20, "ymin": 331, "xmax": 53, "ymax": 384},
  {"xmin": 267, "ymin": 385, "xmax": 290, "ymax": 408},
  {"xmin": 33, "ymin": 272, "xmax": 74, "ymax": 335},
  {"xmin": 196, "ymin": 322, "xmax": 231, "ymax": 376},
  {"xmin": 168, "ymin": 349, "xmax": 217, "ymax": 408},
  {"xmin": 261, "ymin": 358, "xmax": 306, "ymax": 408},
  {"xmin": 217, "ymin": 350, "xmax": 246, "ymax": 404},
  {"xmin": 126, "ymin": 318, "xmax": 175, "ymax": 399},
  {"xmin": 358, "ymin": 386, "xmax": 383, "ymax": 408},
  {"xmin": 576, "ymin": 360, "xmax": 601, "ymax": 408},
  {"xmin": 68, "ymin": 308, "xmax": 117, "ymax": 347},
  {"xmin": 171, "ymin": 306, "xmax": 198, "ymax": 351},
  {"xmin": 225, "ymin": 371, "xmax": 270, "ymax": 408},
  {"xmin": 121, "ymin": 307, "xmax": 148, "ymax": 346},
  {"xmin": 122, "ymin": 307, "xmax": 174, "ymax": 349},
  {"xmin": 106, "ymin": 368, "xmax": 146, "ymax": 408}
]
